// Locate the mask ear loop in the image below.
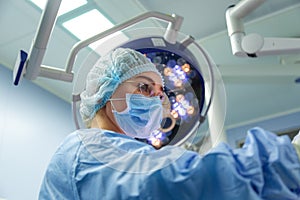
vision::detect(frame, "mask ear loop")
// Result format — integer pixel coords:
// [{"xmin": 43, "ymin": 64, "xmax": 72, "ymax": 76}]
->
[
  {"xmin": 108, "ymin": 97, "xmax": 127, "ymax": 113},
  {"xmin": 108, "ymin": 99, "xmax": 117, "ymax": 112}
]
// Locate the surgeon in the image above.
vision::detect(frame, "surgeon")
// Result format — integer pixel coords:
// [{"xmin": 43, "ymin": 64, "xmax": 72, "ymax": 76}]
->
[{"xmin": 39, "ymin": 48, "xmax": 300, "ymax": 200}]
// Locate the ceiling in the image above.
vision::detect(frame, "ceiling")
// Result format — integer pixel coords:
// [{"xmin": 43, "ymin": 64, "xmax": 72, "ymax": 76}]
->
[{"xmin": 1, "ymin": 0, "xmax": 300, "ymax": 131}]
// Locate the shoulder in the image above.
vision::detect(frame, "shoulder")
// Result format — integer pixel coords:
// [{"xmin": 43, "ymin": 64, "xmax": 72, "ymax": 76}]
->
[
  {"xmin": 57, "ymin": 129, "xmax": 104, "ymax": 151},
  {"xmin": 47, "ymin": 129, "xmax": 103, "ymax": 168}
]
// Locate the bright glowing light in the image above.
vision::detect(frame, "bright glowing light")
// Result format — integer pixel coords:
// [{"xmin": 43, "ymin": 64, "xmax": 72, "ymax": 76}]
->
[
  {"xmin": 174, "ymin": 65, "xmax": 181, "ymax": 71},
  {"xmin": 29, "ymin": 0, "xmax": 128, "ymax": 53},
  {"xmin": 176, "ymin": 94, "xmax": 184, "ymax": 102},
  {"xmin": 182, "ymin": 63, "xmax": 191, "ymax": 73},
  {"xmin": 63, "ymin": 9, "xmax": 114, "ymax": 40},
  {"xmin": 29, "ymin": 0, "xmax": 87, "ymax": 16},
  {"xmin": 62, "ymin": 9, "xmax": 129, "ymax": 52},
  {"xmin": 171, "ymin": 110, "xmax": 179, "ymax": 119},
  {"xmin": 181, "ymin": 100, "xmax": 190, "ymax": 108},
  {"xmin": 187, "ymin": 106, "xmax": 195, "ymax": 115},
  {"xmin": 177, "ymin": 106, "xmax": 187, "ymax": 116},
  {"xmin": 164, "ymin": 67, "xmax": 173, "ymax": 76},
  {"xmin": 174, "ymin": 79, "xmax": 183, "ymax": 87},
  {"xmin": 151, "ymin": 138, "xmax": 162, "ymax": 149},
  {"xmin": 179, "ymin": 74, "xmax": 186, "ymax": 80},
  {"xmin": 169, "ymin": 75, "xmax": 177, "ymax": 82},
  {"xmin": 169, "ymin": 96, "xmax": 176, "ymax": 103}
]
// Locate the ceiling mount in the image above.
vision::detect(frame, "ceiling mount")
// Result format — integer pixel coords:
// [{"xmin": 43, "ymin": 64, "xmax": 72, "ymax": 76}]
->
[
  {"xmin": 226, "ymin": 0, "xmax": 300, "ymax": 58},
  {"xmin": 13, "ymin": 0, "xmax": 183, "ymax": 86}
]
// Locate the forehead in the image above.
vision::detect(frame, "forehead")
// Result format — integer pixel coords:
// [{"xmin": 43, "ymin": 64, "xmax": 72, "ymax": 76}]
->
[{"xmin": 130, "ymin": 71, "xmax": 163, "ymax": 85}]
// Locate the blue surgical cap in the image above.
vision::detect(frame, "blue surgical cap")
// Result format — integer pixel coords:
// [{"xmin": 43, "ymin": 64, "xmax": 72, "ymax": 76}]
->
[{"xmin": 80, "ymin": 48, "xmax": 163, "ymax": 127}]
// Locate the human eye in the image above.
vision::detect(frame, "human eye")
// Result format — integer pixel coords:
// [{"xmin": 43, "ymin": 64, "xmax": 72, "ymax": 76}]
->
[{"xmin": 138, "ymin": 83, "xmax": 152, "ymax": 96}]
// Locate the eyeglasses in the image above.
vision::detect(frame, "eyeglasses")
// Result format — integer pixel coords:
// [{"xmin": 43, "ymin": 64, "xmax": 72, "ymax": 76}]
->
[{"xmin": 125, "ymin": 81, "xmax": 165, "ymax": 101}]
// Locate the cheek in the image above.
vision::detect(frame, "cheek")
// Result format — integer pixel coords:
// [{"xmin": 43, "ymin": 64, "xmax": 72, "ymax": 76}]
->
[
  {"xmin": 110, "ymin": 86, "xmax": 128, "ymax": 112},
  {"xmin": 111, "ymin": 99, "xmax": 127, "ymax": 112}
]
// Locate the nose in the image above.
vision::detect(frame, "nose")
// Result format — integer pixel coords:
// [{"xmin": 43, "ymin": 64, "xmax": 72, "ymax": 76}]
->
[{"xmin": 152, "ymin": 85, "xmax": 164, "ymax": 100}]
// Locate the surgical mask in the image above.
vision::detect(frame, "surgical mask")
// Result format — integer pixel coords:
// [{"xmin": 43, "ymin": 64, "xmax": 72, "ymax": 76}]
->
[{"xmin": 110, "ymin": 93, "xmax": 163, "ymax": 138}]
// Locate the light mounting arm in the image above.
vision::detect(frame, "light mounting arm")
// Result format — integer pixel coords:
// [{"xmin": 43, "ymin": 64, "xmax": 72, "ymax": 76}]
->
[
  {"xmin": 226, "ymin": 0, "xmax": 300, "ymax": 57},
  {"xmin": 66, "ymin": 12, "xmax": 183, "ymax": 74},
  {"xmin": 13, "ymin": 0, "xmax": 183, "ymax": 86}
]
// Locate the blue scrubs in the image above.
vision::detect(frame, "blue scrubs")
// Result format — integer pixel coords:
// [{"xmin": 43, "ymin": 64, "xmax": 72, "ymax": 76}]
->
[{"xmin": 39, "ymin": 127, "xmax": 300, "ymax": 200}]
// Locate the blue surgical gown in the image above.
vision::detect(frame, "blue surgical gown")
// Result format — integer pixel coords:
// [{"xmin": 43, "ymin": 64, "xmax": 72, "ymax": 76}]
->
[{"xmin": 39, "ymin": 127, "xmax": 300, "ymax": 200}]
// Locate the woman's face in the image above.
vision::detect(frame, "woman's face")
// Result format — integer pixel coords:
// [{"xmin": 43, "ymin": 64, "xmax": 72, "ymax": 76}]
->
[
  {"xmin": 104, "ymin": 71, "xmax": 164, "ymax": 133},
  {"xmin": 109, "ymin": 71, "xmax": 164, "ymax": 112}
]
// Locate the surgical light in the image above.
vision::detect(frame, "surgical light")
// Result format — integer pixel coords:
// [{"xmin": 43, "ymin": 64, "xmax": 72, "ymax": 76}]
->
[
  {"xmin": 71, "ymin": 25, "xmax": 219, "ymax": 148},
  {"xmin": 14, "ymin": 0, "xmax": 221, "ymax": 148}
]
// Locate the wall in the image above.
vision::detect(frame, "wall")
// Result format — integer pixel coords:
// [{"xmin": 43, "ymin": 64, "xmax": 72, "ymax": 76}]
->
[
  {"xmin": 0, "ymin": 62, "xmax": 299, "ymax": 199},
  {"xmin": 0, "ymin": 65, "xmax": 74, "ymax": 200},
  {"xmin": 226, "ymin": 112, "xmax": 300, "ymax": 148}
]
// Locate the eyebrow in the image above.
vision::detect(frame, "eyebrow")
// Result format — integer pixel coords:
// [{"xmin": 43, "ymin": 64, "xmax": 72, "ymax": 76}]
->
[
  {"xmin": 135, "ymin": 75, "xmax": 165, "ymax": 92},
  {"xmin": 134, "ymin": 75, "xmax": 156, "ymax": 84}
]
